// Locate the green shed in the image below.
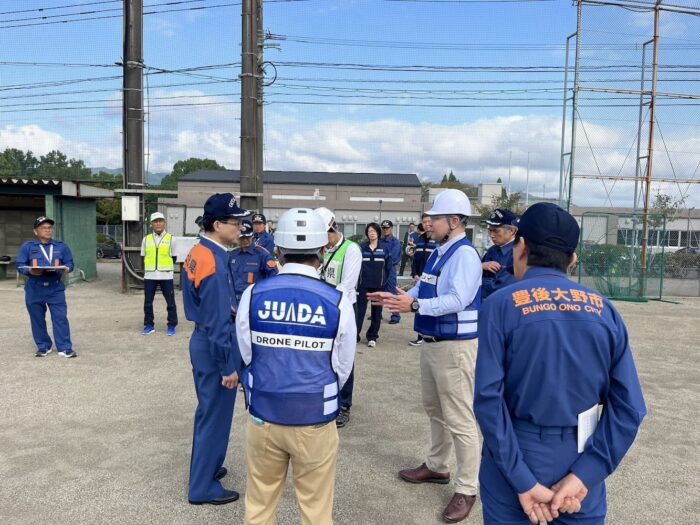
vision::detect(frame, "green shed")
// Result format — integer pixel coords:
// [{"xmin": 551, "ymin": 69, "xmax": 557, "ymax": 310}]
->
[{"xmin": 0, "ymin": 178, "xmax": 114, "ymax": 281}]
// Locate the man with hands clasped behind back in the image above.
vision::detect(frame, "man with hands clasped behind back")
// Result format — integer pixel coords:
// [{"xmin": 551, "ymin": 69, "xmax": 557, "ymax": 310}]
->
[{"xmin": 474, "ymin": 203, "xmax": 646, "ymax": 524}]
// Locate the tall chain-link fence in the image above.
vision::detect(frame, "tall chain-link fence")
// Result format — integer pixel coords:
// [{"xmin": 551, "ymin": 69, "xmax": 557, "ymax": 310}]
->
[{"xmin": 564, "ymin": 1, "xmax": 700, "ymax": 298}]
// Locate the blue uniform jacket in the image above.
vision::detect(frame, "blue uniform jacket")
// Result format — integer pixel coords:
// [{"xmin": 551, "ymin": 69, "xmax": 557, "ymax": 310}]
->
[
  {"xmin": 474, "ymin": 267, "xmax": 646, "ymax": 494},
  {"xmin": 411, "ymin": 234, "xmax": 438, "ymax": 278},
  {"xmin": 253, "ymin": 231, "xmax": 275, "ymax": 255},
  {"xmin": 481, "ymin": 241, "xmax": 517, "ymax": 300},
  {"xmin": 384, "ymin": 235, "xmax": 401, "ymax": 268},
  {"xmin": 229, "ymin": 244, "xmax": 278, "ymax": 300},
  {"xmin": 16, "ymin": 239, "xmax": 74, "ymax": 284},
  {"xmin": 183, "ymin": 236, "xmax": 242, "ymax": 377},
  {"xmin": 358, "ymin": 240, "xmax": 390, "ymax": 290}
]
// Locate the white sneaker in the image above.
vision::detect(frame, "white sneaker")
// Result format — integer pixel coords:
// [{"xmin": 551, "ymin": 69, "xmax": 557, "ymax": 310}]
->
[{"xmin": 367, "ymin": 340, "xmax": 376, "ymax": 348}]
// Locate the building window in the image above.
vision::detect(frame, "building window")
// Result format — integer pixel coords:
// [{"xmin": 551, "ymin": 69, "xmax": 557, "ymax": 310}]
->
[{"xmin": 667, "ymin": 230, "xmax": 679, "ymax": 247}]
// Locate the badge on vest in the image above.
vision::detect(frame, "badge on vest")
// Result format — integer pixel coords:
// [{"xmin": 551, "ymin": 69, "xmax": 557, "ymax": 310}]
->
[{"xmin": 420, "ymin": 273, "xmax": 437, "ymax": 285}]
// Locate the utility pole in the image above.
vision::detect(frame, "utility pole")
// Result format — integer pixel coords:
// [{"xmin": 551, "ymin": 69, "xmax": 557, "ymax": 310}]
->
[
  {"xmin": 122, "ymin": 0, "xmax": 144, "ymax": 291},
  {"xmin": 639, "ymin": 2, "xmax": 661, "ymax": 289},
  {"xmin": 240, "ymin": 0, "xmax": 264, "ymax": 212}
]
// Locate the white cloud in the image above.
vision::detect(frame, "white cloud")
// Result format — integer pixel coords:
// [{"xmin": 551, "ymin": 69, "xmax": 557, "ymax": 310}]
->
[{"xmin": 3, "ymin": 111, "xmax": 698, "ymax": 207}]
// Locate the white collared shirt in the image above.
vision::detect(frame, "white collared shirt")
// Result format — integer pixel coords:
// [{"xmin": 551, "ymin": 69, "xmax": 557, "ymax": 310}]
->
[
  {"xmin": 236, "ymin": 262, "xmax": 357, "ymax": 387},
  {"xmin": 407, "ymin": 232, "xmax": 482, "ymax": 316}
]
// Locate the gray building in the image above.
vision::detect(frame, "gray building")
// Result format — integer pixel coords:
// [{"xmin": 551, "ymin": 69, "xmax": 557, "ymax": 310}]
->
[{"xmin": 161, "ymin": 170, "xmax": 426, "ymax": 240}]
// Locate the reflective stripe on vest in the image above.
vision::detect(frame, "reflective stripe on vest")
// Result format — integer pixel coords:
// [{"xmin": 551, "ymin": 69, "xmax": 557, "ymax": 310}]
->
[
  {"xmin": 144, "ymin": 233, "xmax": 174, "ymax": 272},
  {"xmin": 414, "ymin": 237, "xmax": 481, "ymax": 340},
  {"xmin": 322, "ymin": 238, "xmax": 353, "ymax": 287},
  {"xmin": 246, "ymin": 273, "xmax": 342, "ymax": 426}
]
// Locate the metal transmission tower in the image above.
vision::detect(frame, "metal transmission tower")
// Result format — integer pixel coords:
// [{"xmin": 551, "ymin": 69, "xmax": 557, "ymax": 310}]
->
[
  {"xmin": 240, "ymin": 0, "xmax": 264, "ymax": 213},
  {"xmin": 561, "ymin": 0, "xmax": 700, "ymax": 297},
  {"xmin": 122, "ymin": 0, "xmax": 145, "ymax": 291}
]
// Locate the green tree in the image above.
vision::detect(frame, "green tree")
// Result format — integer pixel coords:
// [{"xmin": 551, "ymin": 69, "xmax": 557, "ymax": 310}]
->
[
  {"xmin": 35, "ymin": 150, "xmax": 91, "ymax": 180},
  {"xmin": 0, "ymin": 148, "xmax": 39, "ymax": 177},
  {"xmin": 159, "ymin": 157, "xmax": 226, "ymax": 190},
  {"xmin": 475, "ymin": 191, "xmax": 524, "ymax": 220}
]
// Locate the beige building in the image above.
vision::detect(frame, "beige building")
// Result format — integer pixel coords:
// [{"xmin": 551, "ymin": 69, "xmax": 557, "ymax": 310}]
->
[{"xmin": 161, "ymin": 170, "xmax": 426, "ymax": 240}]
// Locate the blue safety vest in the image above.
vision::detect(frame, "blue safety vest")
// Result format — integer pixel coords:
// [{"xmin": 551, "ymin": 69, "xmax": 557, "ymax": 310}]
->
[
  {"xmin": 359, "ymin": 241, "xmax": 389, "ymax": 290},
  {"xmin": 246, "ymin": 273, "xmax": 342, "ymax": 426},
  {"xmin": 414, "ymin": 237, "xmax": 481, "ymax": 340}
]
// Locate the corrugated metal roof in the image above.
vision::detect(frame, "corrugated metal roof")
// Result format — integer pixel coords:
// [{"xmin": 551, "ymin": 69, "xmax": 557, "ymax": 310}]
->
[
  {"xmin": 180, "ymin": 170, "xmax": 421, "ymax": 187},
  {"xmin": 0, "ymin": 178, "xmax": 61, "ymax": 185}
]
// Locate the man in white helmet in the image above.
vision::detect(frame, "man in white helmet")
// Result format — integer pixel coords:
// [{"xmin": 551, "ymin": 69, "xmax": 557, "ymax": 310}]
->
[
  {"xmin": 315, "ymin": 206, "xmax": 362, "ymax": 428},
  {"xmin": 368, "ymin": 188, "xmax": 482, "ymax": 523},
  {"xmin": 236, "ymin": 208, "xmax": 356, "ymax": 525}
]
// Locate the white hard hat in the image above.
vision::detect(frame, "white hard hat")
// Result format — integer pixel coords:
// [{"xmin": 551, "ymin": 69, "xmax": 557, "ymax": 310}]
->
[
  {"xmin": 274, "ymin": 208, "xmax": 328, "ymax": 253},
  {"xmin": 150, "ymin": 212, "xmax": 166, "ymax": 222},
  {"xmin": 425, "ymin": 189, "xmax": 473, "ymax": 217},
  {"xmin": 314, "ymin": 207, "xmax": 337, "ymax": 232}
]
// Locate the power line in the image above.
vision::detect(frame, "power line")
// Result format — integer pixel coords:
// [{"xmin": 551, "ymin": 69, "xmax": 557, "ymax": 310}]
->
[{"xmin": 0, "ymin": 0, "xmax": 312, "ymax": 28}]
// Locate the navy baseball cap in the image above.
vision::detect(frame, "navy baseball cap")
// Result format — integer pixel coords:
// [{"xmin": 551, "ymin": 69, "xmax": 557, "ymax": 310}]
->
[
  {"xmin": 483, "ymin": 208, "xmax": 518, "ymax": 227},
  {"xmin": 252, "ymin": 213, "xmax": 266, "ymax": 223},
  {"xmin": 239, "ymin": 220, "xmax": 254, "ymax": 237},
  {"xmin": 381, "ymin": 220, "xmax": 393, "ymax": 228},
  {"xmin": 33, "ymin": 216, "xmax": 55, "ymax": 228},
  {"xmin": 203, "ymin": 193, "xmax": 247, "ymax": 220},
  {"xmin": 517, "ymin": 203, "xmax": 579, "ymax": 254}
]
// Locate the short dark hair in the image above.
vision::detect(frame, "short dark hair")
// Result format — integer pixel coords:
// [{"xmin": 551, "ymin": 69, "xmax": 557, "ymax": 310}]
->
[
  {"xmin": 518, "ymin": 234, "xmax": 571, "ymax": 272},
  {"xmin": 202, "ymin": 216, "xmax": 216, "ymax": 232},
  {"xmin": 281, "ymin": 253, "xmax": 319, "ymax": 265},
  {"xmin": 365, "ymin": 222, "xmax": 381, "ymax": 238}
]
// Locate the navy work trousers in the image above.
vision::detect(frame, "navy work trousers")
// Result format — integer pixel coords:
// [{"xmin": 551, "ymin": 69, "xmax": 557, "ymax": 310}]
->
[
  {"xmin": 385, "ymin": 265, "xmax": 401, "ymax": 322},
  {"xmin": 25, "ymin": 280, "xmax": 72, "ymax": 351},
  {"xmin": 480, "ymin": 421, "xmax": 606, "ymax": 525},
  {"xmin": 188, "ymin": 328, "xmax": 237, "ymax": 502},
  {"xmin": 355, "ymin": 287, "xmax": 383, "ymax": 341},
  {"xmin": 143, "ymin": 278, "xmax": 178, "ymax": 328}
]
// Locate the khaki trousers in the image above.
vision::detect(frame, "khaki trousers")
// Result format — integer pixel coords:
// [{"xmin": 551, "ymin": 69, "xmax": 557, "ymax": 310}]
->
[
  {"xmin": 420, "ymin": 338, "xmax": 480, "ymax": 496},
  {"xmin": 244, "ymin": 416, "xmax": 339, "ymax": 525}
]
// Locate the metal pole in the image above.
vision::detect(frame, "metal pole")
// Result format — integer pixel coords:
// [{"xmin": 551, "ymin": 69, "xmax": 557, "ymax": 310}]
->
[
  {"xmin": 559, "ymin": 32, "xmax": 575, "ymax": 207},
  {"xmin": 567, "ymin": 1, "xmax": 583, "ymax": 212},
  {"xmin": 640, "ymin": 2, "xmax": 661, "ymax": 292},
  {"xmin": 122, "ymin": 0, "xmax": 144, "ymax": 292},
  {"xmin": 633, "ymin": 40, "xmax": 652, "ymax": 214},
  {"xmin": 526, "ymin": 152, "xmax": 530, "ymax": 207}
]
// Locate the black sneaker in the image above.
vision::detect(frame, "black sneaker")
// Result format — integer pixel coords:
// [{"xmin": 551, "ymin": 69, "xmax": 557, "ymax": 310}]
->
[
  {"xmin": 408, "ymin": 336, "xmax": 424, "ymax": 346},
  {"xmin": 58, "ymin": 349, "xmax": 78, "ymax": 358},
  {"xmin": 336, "ymin": 408, "xmax": 350, "ymax": 428},
  {"xmin": 35, "ymin": 348, "xmax": 52, "ymax": 357}
]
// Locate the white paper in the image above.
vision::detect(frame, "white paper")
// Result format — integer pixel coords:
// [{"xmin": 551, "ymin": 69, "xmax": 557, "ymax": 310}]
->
[{"xmin": 577, "ymin": 404, "xmax": 602, "ymax": 453}]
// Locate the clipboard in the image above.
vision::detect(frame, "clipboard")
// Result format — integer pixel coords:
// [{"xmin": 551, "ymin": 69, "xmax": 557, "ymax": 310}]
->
[{"xmin": 18, "ymin": 265, "xmax": 68, "ymax": 271}]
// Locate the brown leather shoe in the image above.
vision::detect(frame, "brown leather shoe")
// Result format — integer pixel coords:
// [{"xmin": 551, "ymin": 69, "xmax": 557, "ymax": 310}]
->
[
  {"xmin": 441, "ymin": 493, "xmax": 476, "ymax": 523},
  {"xmin": 398, "ymin": 463, "xmax": 450, "ymax": 484}
]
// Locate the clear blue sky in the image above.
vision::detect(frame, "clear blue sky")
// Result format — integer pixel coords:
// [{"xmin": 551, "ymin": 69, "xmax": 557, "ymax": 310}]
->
[{"xmin": 1, "ymin": 0, "xmax": 698, "ymax": 207}]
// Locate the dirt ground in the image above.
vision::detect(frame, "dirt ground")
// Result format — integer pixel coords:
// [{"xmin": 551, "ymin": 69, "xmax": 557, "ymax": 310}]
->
[{"xmin": 0, "ymin": 260, "xmax": 697, "ymax": 524}]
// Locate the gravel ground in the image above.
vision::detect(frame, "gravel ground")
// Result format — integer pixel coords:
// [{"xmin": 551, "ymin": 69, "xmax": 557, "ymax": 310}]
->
[{"xmin": 0, "ymin": 261, "xmax": 697, "ymax": 524}]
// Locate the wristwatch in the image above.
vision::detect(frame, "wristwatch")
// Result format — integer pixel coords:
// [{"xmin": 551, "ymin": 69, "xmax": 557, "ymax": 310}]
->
[{"xmin": 410, "ymin": 299, "xmax": 420, "ymax": 312}]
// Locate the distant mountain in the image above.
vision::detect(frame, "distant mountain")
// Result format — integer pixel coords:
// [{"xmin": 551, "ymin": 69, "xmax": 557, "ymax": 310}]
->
[
  {"xmin": 89, "ymin": 167, "xmax": 168, "ymax": 186},
  {"xmin": 90, "ymin": 167, "xmax": 122, "ymax": 176}
]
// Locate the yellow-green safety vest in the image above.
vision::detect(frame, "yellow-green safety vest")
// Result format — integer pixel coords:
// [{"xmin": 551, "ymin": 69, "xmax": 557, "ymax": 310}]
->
[{"xmin": 144, "ymin": 233, "xmax": 174, "ymax": 272}]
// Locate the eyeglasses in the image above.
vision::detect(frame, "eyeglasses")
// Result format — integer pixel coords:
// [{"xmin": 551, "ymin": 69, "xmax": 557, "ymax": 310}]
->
[{"xmin": 217, "ymin": 219, "xmax": 240, "ymax": 227}]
